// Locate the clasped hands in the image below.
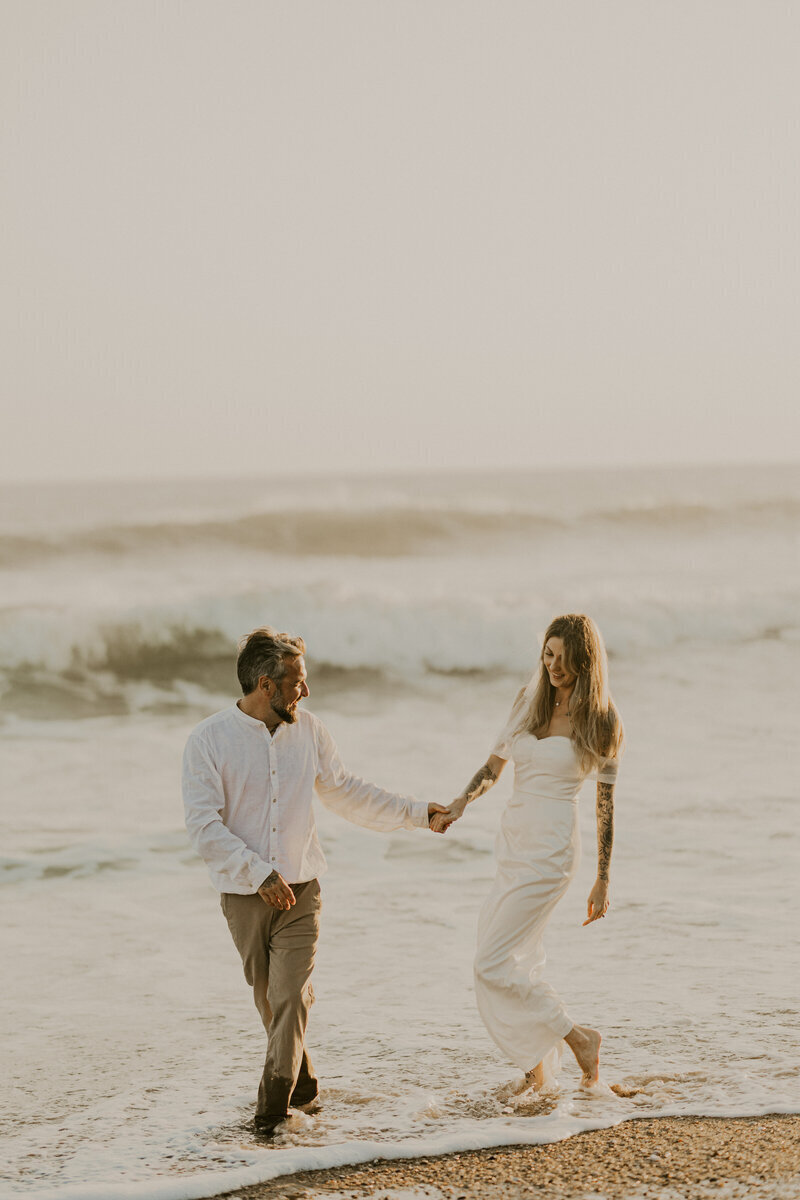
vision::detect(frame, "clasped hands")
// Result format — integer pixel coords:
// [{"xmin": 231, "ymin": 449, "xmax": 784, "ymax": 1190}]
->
[{"xmin": 429, "ymin": 797, "xmax": 467, "ymax": 834}]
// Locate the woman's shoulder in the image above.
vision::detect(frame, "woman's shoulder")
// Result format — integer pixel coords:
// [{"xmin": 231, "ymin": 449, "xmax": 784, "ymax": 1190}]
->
[
  {"xmin": 597, "ymin": 704, "xmax": 624, "ymax": 753},
  {"xmin": 491, "ymin": 686, "xmax": 532, "ymax": 758}
]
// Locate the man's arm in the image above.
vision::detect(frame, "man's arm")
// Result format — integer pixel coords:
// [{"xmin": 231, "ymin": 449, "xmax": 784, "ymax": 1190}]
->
[
  {"xmin": 182, "ymin": 734, "xmax": 274, "ymax": 893},
  {"xmin": 313, "ymin": 719, "xmax": 438, "ymax": 831}
]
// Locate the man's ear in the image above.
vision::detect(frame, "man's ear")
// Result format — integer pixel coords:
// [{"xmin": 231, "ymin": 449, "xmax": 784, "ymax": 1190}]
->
[{"xmin": 259, "ymin": 675, "xmax": 275, "ymax": 698}]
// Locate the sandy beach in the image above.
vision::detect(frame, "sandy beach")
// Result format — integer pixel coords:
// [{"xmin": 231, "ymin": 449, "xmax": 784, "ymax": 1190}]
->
[{"xmin": 218, "ymin": 1115, "xmax": 800, "ymax": 1200}]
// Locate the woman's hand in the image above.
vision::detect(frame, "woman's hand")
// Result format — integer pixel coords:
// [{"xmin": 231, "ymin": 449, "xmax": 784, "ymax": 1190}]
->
[
  {"xmin": 430, "ymin": 796, "xmax": 468, "ymax": 833},
  {"xmin": 583, "ymin": 877, "xmax": 610, "ymax": 925}
]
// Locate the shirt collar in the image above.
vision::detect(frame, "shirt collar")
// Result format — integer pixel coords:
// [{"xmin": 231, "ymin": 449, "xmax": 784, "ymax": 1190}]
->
[
  {"xmin": 233, "ymin": 701, "xmax": 291, "ymax": 738},
  {"xmin": 232, "ymin": 701, "xmax": 269, "ymax": 730}
]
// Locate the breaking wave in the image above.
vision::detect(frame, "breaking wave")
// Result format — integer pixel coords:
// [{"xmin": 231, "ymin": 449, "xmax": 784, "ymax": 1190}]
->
[
  {"xmin": 1, "ymin": 496, "xmax": 799, "ymax": 567},
  {"xmin": 0, "ymin": 508, "xmax": 562, "ymax": 566},
  {"xmin": 1, "ymin": 586, "xmax": 798, "ymax": 719}
]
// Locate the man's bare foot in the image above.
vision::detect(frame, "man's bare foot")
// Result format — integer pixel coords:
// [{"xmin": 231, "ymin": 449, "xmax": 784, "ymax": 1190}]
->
[{"xmin": 564, "ymin": 1024, "xmax": 602, "ymax": 1084}]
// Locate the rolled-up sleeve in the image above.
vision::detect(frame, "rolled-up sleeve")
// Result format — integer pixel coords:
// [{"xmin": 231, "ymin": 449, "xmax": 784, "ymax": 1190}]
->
[
  {"xmin": 313, "ymin": 721, "xmax": 429, "ymax": 830},
  {"xmin": 182, "ymin": 733, "xmax": 273, "ymax": 891}
]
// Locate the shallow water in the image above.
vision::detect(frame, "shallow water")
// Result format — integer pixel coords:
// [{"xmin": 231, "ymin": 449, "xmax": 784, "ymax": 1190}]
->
[{"xmin": 1, "ymin": 466, "xmax": 799, "ymax": 1198}]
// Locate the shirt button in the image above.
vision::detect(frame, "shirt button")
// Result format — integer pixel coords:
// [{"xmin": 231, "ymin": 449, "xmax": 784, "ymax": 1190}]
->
[{"xmin": 272, "ymin": 827, "xmax": 276, "ymax": 832}]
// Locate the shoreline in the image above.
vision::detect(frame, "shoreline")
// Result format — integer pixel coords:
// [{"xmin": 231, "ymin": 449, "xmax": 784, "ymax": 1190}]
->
[{"xmin": 218, "ymin": 1114, "xmax": 800, "ymax": 1200}]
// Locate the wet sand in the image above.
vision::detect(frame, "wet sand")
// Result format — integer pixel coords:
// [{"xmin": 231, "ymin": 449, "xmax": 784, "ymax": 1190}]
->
[{"xmin": 218, "ymin": 1114, "xmax": 800, "ymax": 1199}]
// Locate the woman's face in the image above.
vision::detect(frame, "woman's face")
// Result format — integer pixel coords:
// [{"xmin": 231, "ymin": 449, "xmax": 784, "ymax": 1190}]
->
[{"xmin": 543, "ymin": 637, "xmax": 576, "ymax": 689}]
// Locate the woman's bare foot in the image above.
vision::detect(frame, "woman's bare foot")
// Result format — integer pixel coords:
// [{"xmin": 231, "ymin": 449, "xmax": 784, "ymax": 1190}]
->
[
  {"xmin": 523, "ymin": 1062, "xmax": 545, "ymax": 1091},
  {"xmin": 564, "ymin": 1024, "xmax": 602, "ymax": 1084}
]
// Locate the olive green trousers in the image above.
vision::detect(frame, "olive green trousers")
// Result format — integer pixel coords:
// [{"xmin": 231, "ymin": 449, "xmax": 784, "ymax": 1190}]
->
[{"xmin": 220, "ymin": 879, "xmax": 321, "ymax": 1121}]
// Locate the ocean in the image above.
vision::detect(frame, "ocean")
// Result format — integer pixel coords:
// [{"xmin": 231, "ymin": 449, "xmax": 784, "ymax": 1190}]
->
[{"xmin": 1, "ymin": 463, "xmax": 798, "ymax": 1199}]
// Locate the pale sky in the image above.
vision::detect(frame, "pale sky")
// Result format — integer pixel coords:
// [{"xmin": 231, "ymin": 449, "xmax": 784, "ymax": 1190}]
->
[{"xmin": 2, "ymin": 1, "xmax": 799, "ymax": 482}]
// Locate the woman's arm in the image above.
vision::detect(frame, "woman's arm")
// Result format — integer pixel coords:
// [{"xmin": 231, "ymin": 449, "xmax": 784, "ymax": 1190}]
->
[
  {"xmin": 460, "ymin": 753, "xmax": 507, "ymax": 806},
  {"xmin": 596, "ymin": 780, "xmax": 614, "ymax": 882},
  {"xmin": 431, "ymin": 753, "xmax": 507, "ymax": 831},
  {"xmin": 583, "ymin": 780, "xmax": 614, "ymax": 924}
]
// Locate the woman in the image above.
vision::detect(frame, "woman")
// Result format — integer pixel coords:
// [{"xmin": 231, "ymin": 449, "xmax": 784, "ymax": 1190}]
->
[{"xmin": 435, "ymin": 613, "xmax": 623, "ymax": 1091}]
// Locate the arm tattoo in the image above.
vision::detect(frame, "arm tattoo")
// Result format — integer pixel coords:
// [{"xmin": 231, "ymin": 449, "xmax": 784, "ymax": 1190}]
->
[
  {"xmin": 261, "ymin": 870, "xmax": 280, "ymax": 889},
  {"xmin": 596, "ymin": 782, "xmax": 614, "ymax": 882},
  {"xmin": 461, "ymin": 762, "xmax": 498, "ymax": 805}
]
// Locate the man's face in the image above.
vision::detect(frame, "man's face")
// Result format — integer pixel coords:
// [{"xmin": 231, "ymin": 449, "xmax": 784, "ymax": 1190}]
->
[{"xmin": 270, "ymin": 656, "xmax": 309, "ymax": 724}]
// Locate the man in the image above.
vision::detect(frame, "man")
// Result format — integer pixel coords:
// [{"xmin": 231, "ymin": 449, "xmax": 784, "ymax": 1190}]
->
[{"xmin": 182, "ymin": 626, "xmax": 447, "ymax": 1137}]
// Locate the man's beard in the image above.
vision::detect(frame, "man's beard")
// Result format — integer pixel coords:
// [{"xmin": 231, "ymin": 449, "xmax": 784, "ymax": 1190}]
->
[{"xmin": 271, "ymin": 699, "xmax": 298, "ymax": 725}]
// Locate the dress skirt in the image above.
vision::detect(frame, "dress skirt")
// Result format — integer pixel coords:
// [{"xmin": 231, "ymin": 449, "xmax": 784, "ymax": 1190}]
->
[{"xmin": 474, "ymin": 791, "xmax": 581, "ymax": 1071}]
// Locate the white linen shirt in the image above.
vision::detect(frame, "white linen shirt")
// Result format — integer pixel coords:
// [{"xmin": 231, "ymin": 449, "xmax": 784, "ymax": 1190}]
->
[{"xmin": 182, "ymin": 703, "xmax": 429, "ymax": 893}]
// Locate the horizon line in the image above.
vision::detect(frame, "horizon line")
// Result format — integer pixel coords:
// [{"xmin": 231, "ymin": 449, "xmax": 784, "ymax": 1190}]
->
[{"xmin": 2, "ymin": 456, "xmax": 799, "ymax": 490}]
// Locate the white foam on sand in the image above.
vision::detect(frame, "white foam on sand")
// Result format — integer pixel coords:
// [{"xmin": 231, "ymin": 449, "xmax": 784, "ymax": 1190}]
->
[{"xmin": 9, "ymin": 1104, "xmax": 800, "ymax": 1200}]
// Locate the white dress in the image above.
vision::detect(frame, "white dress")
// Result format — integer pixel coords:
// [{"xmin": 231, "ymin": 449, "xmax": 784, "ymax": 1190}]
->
[{"xmin": 474, "ymin": 729, "xmax": 618, "ymax": 1073}]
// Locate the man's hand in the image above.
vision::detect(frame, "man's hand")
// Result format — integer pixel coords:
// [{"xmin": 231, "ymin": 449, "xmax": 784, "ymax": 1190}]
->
[
  {"xmin": 258, "ymin": 870, "xmax": 296, "ymax": 910},
  {"xmin": 583, "ymin": 877, "xmax": 610, "ymax": 925},
  {"xmin": 428, "ymin": 803, "xmax": 450, "ymax": 833}
]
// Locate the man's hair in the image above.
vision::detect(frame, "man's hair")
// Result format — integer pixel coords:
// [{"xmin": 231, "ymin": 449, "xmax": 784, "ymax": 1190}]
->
[{"xmin": 236, "ymin": 626, "xmax": 306, "ymax": 695}]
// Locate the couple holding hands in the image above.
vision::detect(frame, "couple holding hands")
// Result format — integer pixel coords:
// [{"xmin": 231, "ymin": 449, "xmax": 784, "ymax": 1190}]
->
[{"xmin": 182, "ymin": 614, "xmax": 623, "ymax": 1135}]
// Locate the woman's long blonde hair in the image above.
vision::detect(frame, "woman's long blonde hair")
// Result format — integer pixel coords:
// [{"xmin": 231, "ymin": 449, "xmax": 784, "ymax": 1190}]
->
[{"xmin": 512, "ymin": 614, "xmax": 624, "ymax": 774}]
